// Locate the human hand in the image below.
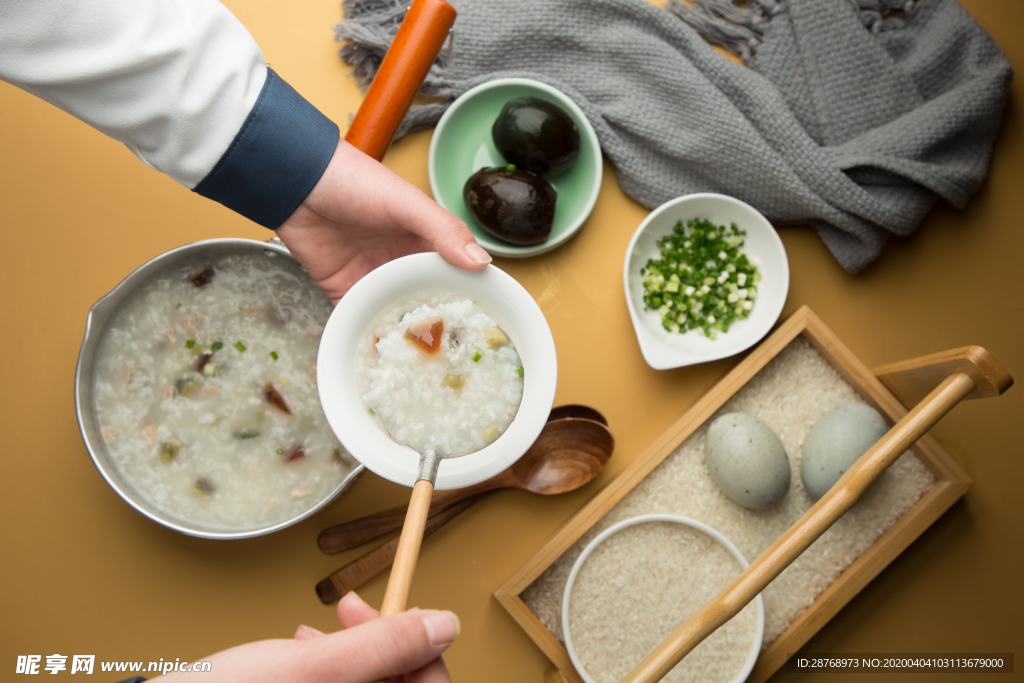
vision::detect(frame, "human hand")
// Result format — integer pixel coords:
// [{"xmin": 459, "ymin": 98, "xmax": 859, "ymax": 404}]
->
[
  {"xmin": 276, "ymin": 139, "xmax": 491, "ymax": 304},
  {"xmin": 161, "ymin": 592, "xmax": 458, "ymax": 683}
]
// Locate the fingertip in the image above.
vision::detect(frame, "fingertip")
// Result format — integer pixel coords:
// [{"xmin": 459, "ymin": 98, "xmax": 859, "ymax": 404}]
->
[
  {"xmin": 463, "ymin": 242, "xmax": 492, "ymax": 267},
  {"xmin": 340, "ymin": 591, "xmax": 369, "ymax": 610},
  {"xmin": 417, "ymin": 209, "xmax": 491, "ymax": 271},
  {"xmin": 420, "ymin": 610, "xmax": 461, "ymax": 649},
  {"xmin": 338, "ymin": 590, "xmax": 380, "ymax": 628},
  {"xmin": 293, "ymin": 624, "xmax": 325, "ymax": 640}
]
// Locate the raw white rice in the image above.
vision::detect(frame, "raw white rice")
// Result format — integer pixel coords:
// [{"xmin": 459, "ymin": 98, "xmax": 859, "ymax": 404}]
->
[
  {"xmin": 92, "ymin": 251, "xmax": 356, "ymax": 532},
  {"xmin": 360, "ymin": 294, "xmax": 524, "ymax": 458},
  {"xmin": 569, "ymin": 521, "xmax": 759, "ymax": 683},
  {"xmin": 523, "ymin": 337, "xmax": 935, "ymax": 679}
]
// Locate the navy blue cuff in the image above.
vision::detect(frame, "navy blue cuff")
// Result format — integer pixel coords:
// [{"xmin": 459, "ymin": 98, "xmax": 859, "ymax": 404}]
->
[{"xmin": 193, "ymin": 68, "xmax": 339, "ymax": 229}]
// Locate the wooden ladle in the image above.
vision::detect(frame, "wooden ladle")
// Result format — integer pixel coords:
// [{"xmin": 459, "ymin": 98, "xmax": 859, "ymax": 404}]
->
[{"xmin": 318, "ymin": 416, "xmax": 615, "ymax": 554}]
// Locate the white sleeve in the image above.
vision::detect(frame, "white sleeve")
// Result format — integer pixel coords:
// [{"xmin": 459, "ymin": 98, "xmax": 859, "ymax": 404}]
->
[{"xmin": 0, "ymin": 0, "xmax": 267, "ymax": 188}]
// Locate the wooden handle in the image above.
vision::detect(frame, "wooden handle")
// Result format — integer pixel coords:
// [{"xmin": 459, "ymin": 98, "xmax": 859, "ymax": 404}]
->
[
  {"xmin": 318, "ymin": 482, "xmax": 497, "ymax": 554},
  {"xmin": 344, "ymin": 0, "xmax": 456, "ymax": 160},
  {"xmin": 316, "ymin": 491, "xmax": 495, "ymax": 603},
  {"xmin": 873, "ymin": 345, "xmax": 1013, "ymax": 407},
  {"xmin": 379, "ymin": 478, "xmax": 435, "ymax": 616},
  {"xmin": 545, "ymin": 668, "xmax": 572, "ymax": 683},
  {"xmin": 622, "ymin": 372, "xmax": 978, "ymax": 683}
]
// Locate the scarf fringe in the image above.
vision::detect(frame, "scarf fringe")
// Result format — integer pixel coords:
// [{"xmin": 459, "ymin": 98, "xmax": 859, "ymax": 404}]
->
[
  {"xmin": 334, "ymin": 0, "xmax": 918, "ymax": 136},
  {"xmin": 667, "ymin": 0, "xmax": 916, "ymax": 63},
  {"xmin": 665, "ymin": 0, "xmax": 777, "ymax": 63}
]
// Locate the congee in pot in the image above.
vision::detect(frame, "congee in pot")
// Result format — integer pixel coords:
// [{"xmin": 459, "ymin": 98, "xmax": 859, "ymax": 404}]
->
[
  {"xmin": 92, "ymin": 251, "xmax": 356, "ymax": 532},
  {"xmin": 357, "ymin": 292, "xmax": 524, "ymax": 458}
]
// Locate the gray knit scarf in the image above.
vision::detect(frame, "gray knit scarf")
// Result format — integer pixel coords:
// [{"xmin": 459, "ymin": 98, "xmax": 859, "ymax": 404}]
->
[{"xmin": 335, "ymin": 0, "xmax": 1011, "ymax": 272}]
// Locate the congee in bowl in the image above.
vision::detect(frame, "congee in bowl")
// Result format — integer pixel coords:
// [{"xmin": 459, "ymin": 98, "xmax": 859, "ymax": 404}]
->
[
  {"xmin": 317, "ymin": 253, "xmax": 557, "ymax": 490},
  {"xmin": 357, "ymin": 292, "xmax": 525, "ymax": 458},
  {"xmin": 78, "ymin": 239, "xmax": 359, "ymax": 538}
]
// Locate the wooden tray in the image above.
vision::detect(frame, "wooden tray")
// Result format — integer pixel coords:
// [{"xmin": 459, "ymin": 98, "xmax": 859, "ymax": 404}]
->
[{"xmin": 493, "ymin": 306, "xmax": 982, "ymax": 683}]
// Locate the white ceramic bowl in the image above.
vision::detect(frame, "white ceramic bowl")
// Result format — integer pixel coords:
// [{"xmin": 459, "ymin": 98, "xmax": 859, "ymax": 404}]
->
[
  {"xmin": 428, "ymin": 77, "xmax": 603, "ymax": 258},
  {"xmin": 623, "ymin": 194, "xmax": 789, "ymax": 370},
  {"xmin": 317, "ymin": 253, "xmax": 557, "ymax": 489},
  {"xmin": 562, "ymin": 514, "xmax": 765, "ymax": 683}
]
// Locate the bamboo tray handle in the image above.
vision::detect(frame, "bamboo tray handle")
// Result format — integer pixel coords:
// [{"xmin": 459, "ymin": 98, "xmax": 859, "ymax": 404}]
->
[
  {"xmin": 344, "ymin": 0, "xmax": 456, "ymax": 161},
  {"xmin": 622, "ymin": 346, "xmax": 1012, "ymax": 683}
]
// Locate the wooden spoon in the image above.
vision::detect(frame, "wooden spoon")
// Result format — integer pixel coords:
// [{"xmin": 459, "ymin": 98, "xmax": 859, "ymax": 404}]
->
[
  {"xmin": 548, "ymin": 404, "xmax": 608, "ymax": 425},
  {"xmin": 318, "ymin": 417, "xmax": 614, "ymax": 554}
]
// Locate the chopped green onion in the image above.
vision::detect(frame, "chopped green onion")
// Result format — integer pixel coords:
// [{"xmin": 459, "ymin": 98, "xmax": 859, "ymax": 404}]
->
[
  {"xmin": 211, "ymin": 341, "xmax": 223, "ymax": 351},
  {"xmin": 234, "ymin": 341, "xmax": 247, "ymax": 353},
  {"xmin": 506, "ymin": 164, "xmax": 516, "ymax": 172},
  {"xmin": 203, "ymin": 364, "xmax": 217, "ymax": 377},
  {"xmin": 270, "ymin": 351, "xmax": 279, "ymax": 361},
  {"xmin": 368, "ymin": 408, "xmax": 376, "ymax": 416},
  {"xmin": 276, "ymin": 448, "xmax": 284, "ymax": 455},
  {"xmin": 185, "ymin": 340, "xmax": 195, "ymax": 348},
  {"xmin": 640, "ymin": 218, "xmax": 760, "ymax": 339},
  {"xmin": 517, "ymin": 366, "xmax": 524, "ymax": 378},
  {"xmin": 472, "ymin": 352, "xmax": 482, "ymax": 362}
]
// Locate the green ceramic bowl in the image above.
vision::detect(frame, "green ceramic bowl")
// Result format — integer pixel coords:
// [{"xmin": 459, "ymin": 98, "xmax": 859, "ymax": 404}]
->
[{"xmin": 428, "ymin": 78, "xmax": 602, "ymax": 258}]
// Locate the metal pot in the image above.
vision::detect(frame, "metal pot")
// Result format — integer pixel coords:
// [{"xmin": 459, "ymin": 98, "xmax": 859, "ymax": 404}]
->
[{"xmin": 74, "ymin": 237, "xmax": 363, "ymax": 539}]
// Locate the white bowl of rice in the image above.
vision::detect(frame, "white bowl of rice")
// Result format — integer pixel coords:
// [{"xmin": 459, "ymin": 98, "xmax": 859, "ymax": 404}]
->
[
  {"xmin": 318, "ymin": 253, "xmax": 557, "ymax": 490},
  {"xmin": 562, "ymin": 514, "xmax": 764, "ymax": 683}
]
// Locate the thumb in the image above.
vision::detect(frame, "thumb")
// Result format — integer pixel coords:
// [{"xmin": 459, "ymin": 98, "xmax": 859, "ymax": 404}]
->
[
  {"xmin": 303, "ymin": 609, "xmax": 460, "ymax": 682},
  {"xmin": 389, "ymin": 194, "xmax": 492, "ymax": 271}
]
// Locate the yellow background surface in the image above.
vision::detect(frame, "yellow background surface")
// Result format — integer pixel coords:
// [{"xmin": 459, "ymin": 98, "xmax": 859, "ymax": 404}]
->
[{"xmin": 0, "ymin": 1, "xmax": 1020, "ymax": 681}]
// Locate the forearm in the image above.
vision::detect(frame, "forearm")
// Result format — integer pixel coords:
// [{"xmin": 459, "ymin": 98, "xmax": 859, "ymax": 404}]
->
[{"xmin": 0, "ymin": 0, "xmax": 339, "ymax": 227}]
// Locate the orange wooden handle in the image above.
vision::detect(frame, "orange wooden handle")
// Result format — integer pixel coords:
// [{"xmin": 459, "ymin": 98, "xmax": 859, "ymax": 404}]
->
[{"xmin": 344, "ymin": 0, "xmax": 456, "ymax": 160}]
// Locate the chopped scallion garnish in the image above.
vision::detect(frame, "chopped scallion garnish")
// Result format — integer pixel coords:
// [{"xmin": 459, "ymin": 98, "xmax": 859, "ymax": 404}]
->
[
  {"xmin": 234, "ymin": 341, "xmax": 247, "ymax": 353},
  {"xmin": 270, "ymin": 351, "xmax": 279, "ymax": 361},
  {"xmin": 641, "ymin": 218, "xmax": 760, "ymax": 339},
  {"xmin": 368, "ymin": 408, "xmax": 376, "ymax": 416},
  {"xmin": 185, "ymin": 340, "xmax": 195, "ymax": 348},
  {"xmin": 517, "ymin": 366, "xmax": 524, "ymax": 378},
  {"xmin": 472, "ymin": 352, "xmax": 482, "ymax": 362},
  {"xmin": 211, "ymin": 341, "xmax": 223, "ymax": 351}
]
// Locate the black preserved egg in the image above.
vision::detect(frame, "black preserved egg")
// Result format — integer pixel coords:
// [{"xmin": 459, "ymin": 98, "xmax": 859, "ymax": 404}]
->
[
  {"xmin": 492, "ymin": 97, "xmax": 581, "ymax": 174},
  {"xmin": 464, "ymin": 166, "xmax": 557, "ymax": 245}
]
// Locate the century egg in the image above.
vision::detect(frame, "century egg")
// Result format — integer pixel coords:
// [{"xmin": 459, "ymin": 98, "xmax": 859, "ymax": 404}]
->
[
  {"xmin": 492, "ymin": 97, "xmax": 581, "ymax": 174},
  {"xmin": 464, "ymin": 166, "xmax": 557, "ymax": 245},
  {"xmin": 704, "ymin": 412, "xmax": 791, "ymax": 511},
  {"xmin": 800, "ymin": 403, "xmax": 888, "ymax": 500}
]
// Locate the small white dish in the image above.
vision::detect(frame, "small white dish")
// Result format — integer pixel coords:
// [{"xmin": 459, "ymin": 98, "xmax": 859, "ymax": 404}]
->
[
  {"xmin": 317, "ymin": 253, "xmax": 557, "ymax": 490},
  {"xmin": 562, "ymin": 514, "xmax": 765, "ymax": 683},
  {"xmin": 428, "ymin": 77, "xmax": 603, "ymax": 258},
  {"xmin": 623, "ymin": 193, "xmax": 789, "ymax": 370}
]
